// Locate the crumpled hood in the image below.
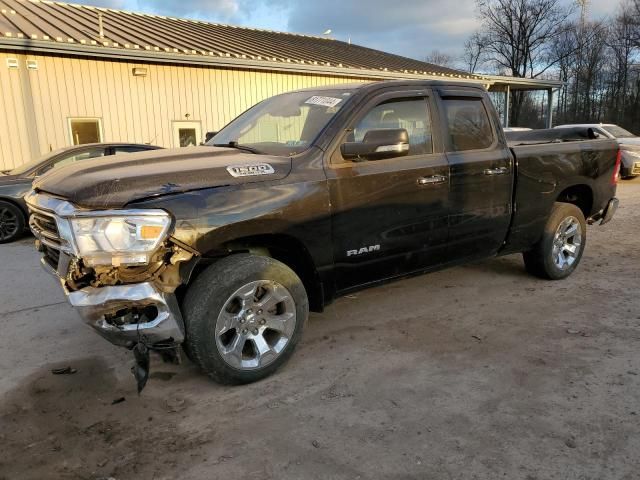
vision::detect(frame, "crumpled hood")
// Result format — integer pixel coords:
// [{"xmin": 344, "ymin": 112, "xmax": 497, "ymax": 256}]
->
[{"xmin": 33, "ymin": 146, "xmax": 292, "ymax": 208}]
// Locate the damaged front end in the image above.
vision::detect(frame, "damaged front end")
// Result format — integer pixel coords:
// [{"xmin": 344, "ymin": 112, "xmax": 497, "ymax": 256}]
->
[{"xmin": 26, "ymin": 191, "xmax": 198, "ymax": 392}]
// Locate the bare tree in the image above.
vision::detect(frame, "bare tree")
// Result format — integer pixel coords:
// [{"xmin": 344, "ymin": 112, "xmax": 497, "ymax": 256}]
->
[
  {"xmin": 464, "ymin": 0, "xmax": 640, "ymax": 133},
  {"xmin": 462, "ymin": 32, "xmax": 487, "ymax": 73},
  {"xmin": 476, "ymin": 0, "xmax": 576, "ymax": 123},
  {"xmin": 548, "ymin": 23, "xmax": 578, "ymax": 122},
  {"xmin": 607, "ymin": 7, "xmax": 637, "ymax": 121},
  {"xmin": 424, "ymin": 50, "xmax": 456, "ymax": 68},
  {"xmin": 477, "ymin": 0, "xmax": 575, "ymax": 78}
]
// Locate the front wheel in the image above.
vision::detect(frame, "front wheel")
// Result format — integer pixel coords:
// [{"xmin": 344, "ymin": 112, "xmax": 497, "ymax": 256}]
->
[
  {"xmin": 182, "ymin": 254, "xmax": 308, "ymax": 385},
  {"xmin": 523, "ymin": 202, "xmax": 587, "ymax": 280}
]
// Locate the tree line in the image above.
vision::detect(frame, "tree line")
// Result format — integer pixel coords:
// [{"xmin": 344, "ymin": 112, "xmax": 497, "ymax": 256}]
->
[{"xmin": 426, "ymin": 0, "xmax": 640, "ymax": 132}]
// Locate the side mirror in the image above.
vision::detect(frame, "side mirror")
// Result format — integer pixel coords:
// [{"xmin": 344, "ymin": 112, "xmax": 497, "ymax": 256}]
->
[{"xmin": 341, "ymin": 128, "xmax": 410, "ymax": 160}]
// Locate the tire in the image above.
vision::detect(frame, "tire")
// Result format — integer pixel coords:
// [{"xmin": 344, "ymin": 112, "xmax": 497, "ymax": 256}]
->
[
  {"xmin": 523, "ymin": 202, "xmax": 587, "ymax": 280},
  {"xmin": 182, "ymin": 254, "xmax": 309, "ymax": 385},
  {"xmin": 0, "ymin": 201, "xmax": 25, "ymax": 244}
]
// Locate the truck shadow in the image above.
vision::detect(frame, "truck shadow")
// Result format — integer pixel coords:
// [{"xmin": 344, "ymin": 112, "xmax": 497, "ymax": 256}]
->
[
  {"xmin": 0, "ymin": 357, "xmax": 214, "ymax": 479},
  {"xmin": 462, "ymin": 254, "xmax": 530, "ymax": 278}
]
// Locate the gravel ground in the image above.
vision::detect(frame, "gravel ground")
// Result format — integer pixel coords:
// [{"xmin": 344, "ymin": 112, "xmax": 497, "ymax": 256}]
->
[{"xmin": 0, "ymin": 180, "xmax": 638, "ymax": 480}]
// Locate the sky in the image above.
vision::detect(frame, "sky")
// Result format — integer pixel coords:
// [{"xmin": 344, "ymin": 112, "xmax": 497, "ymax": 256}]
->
[{"xmin": 76, "ymin": 0, "xmax": 623, "ymax": 61}]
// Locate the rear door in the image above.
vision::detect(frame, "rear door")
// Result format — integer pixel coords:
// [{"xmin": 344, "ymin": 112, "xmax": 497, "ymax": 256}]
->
[
  {"xmin": 326, "ymin": 88, "xmax": 450, "ymax": 291},
  {"xmin": 437, "ymin": 89, "xmax": 513, "ymax": 260}
]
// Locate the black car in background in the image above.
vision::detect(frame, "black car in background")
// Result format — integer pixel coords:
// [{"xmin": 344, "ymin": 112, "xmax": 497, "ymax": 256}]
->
[{"xmin": 0, "ymin": 143, "xmax": 161, "ymax": 243}]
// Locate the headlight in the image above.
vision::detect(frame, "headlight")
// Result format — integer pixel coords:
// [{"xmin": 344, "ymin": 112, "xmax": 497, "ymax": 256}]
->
[{"xmin": 69, "ymin": 211, "xmax": 171, "ymax": 266}]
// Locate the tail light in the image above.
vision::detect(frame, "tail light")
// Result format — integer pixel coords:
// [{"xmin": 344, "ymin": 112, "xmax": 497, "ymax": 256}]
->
[{"xmin": 612, "ymin": 149, "xmax": 622, "ymax": 185}]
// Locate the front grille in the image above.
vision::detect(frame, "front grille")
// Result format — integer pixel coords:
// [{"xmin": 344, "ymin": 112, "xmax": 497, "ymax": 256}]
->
[
  {"xmin": 30, "ymin": 209, "xmax": 61, "ymax": 246},
  {"xmin": 29, "ymin": 207, "xmax": 64, "ymax": 269},
  {"xmin": 43, "ymin": 244, "xmax": 60, "ymax": 269},
  {"xmin": 633, "ymin": 162, "xmax": 640, "ymax": 175}
]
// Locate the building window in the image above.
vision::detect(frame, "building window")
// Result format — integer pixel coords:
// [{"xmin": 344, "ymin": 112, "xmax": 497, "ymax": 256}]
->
[
  {"xmin": 172, "ymin": 121, "xmax": 202, "ymax": 147},
  {"xmin": 69, "ymin": 118, "xmax": 103, "ymax": 145}
]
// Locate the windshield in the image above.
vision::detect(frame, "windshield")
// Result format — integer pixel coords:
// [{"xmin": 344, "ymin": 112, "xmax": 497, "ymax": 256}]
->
[
  {"xmin": 602, "ymin": 125, "xmax": 636, "ymax": 139},
  {"xmin": 8, "ymin": 147, "xmax": 68, "ymax": 176},
  {"xmin": 208, "ymin": 89, "xmax": 354, "ymax": 156}
]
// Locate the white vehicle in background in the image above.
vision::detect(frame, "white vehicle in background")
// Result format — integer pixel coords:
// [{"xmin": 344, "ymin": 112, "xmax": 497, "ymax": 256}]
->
[
  {"xmin": 555, "ymin": 124, "xmax": 640, "ymax": 179},
  {"xmin": 503, "ymin": 127, "xmax": 532, "ymax": 132}
]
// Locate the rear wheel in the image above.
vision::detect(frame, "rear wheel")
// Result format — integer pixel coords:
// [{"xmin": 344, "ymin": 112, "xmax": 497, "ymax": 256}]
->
[
  {"xmin": 0, "ymin": 201, "xmax": 25, "ymax": 244},
  {"xmin": 182, "ymin": 254, "xmax": 308, "ymax": 384},
  {"xmin": 523, "ymin": 202, "xmax": 587, "ymax": 280}
]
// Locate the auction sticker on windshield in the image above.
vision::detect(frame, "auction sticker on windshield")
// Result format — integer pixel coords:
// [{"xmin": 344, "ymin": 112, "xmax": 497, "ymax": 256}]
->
[{"xmin": 305, "ymin": 96, "xmax": 343, "ymax": 108}]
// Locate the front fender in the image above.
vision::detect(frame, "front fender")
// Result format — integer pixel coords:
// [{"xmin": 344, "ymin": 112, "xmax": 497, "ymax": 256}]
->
[{"xmin": 129, "ymin": 180, "xmax": 333, "ymax": 273}]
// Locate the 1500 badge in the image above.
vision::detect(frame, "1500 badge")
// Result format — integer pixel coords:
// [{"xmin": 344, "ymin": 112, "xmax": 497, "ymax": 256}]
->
[{"xmin": 227, "ymin": 163, "xmax": 275, "ymax": 177}]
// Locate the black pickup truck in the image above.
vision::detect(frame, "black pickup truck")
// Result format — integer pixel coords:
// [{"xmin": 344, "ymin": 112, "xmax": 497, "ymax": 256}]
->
[{"xmin": 26, "ymin": 80, "xmax": 620, "ymax": 389}]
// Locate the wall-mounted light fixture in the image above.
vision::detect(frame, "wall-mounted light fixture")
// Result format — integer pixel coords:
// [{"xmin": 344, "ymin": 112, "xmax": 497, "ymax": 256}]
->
[
  {"xmin": 6, "ymin": 58, "xmax": 18, "ymax": 69},
  {"xmin": 132, "ymin": 67, "xmax": 147, "ymax": 77},
  {"xmin": 26, "ymin": 59, "xmax": 38, "ymax": 70}
]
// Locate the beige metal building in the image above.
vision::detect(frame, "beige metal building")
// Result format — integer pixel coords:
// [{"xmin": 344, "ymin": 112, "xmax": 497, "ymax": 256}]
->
[{"xmin": 0, "ymin": 0, "xmax": 562, "ymax": 171}]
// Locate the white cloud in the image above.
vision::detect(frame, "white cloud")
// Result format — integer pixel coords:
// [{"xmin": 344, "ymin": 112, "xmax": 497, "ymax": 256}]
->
[
  {"xmin": 284, "ymin": 0, "xmax": 480, "ymax": 57},
  {"xmin": 76, "ymin": 0, "xmax": 128, "ymax": 8},
  {"xmin": 145, "ymin": 0, "xmax": 240, "ymax": 19}
]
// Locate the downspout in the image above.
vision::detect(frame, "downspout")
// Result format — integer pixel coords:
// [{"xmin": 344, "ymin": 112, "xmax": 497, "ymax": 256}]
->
[{"xmin": 546, "ymin": 88, "xmax": 554, "ymax": 129}]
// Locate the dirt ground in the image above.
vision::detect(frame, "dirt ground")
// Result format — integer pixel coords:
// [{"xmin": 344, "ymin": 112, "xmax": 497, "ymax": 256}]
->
[{"xmin": 1, "ymin": 180, "xmax": 639, "ymax": 480}]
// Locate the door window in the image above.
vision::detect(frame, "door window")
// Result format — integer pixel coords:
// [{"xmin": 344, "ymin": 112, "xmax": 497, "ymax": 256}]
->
[
  {"xmin": 69, "ymin": 118, "xmax": 102, "ymax": 145},
  {"xmin": 350, "ymin": 98, "xmax": 432, "ymax": 157},
  {"xmin": 442, "ymin": 98, "xmax": 494, "ymax": 151}
]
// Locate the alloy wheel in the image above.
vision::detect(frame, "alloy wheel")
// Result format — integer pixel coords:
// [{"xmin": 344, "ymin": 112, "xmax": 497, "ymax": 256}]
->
[
  {"xmin": 552, "ymin": 216, "xmax": 582, "ymax": 270},
  {"xmin": 215, "ymin": 280, "xmax": 297, "ymax": 370}
]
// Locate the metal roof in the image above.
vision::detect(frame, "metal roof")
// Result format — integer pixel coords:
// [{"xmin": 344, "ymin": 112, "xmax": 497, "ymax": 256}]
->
[{"xmin": 0, "ymin": 0, "xmax": 480, "ymax": 80}]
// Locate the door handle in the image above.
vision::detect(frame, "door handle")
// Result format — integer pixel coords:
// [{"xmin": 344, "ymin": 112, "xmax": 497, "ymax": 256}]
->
[
  {"xmin": 483, "ymin": 167, "xmax": 508, "ymax": 176},
  {"xmin": 417, "ymin": 175, "xmax": 447, "ymax": 186}
]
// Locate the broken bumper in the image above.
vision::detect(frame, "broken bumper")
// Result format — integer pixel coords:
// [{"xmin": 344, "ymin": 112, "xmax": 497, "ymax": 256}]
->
[
  {"xmin": 589, "ymin": 197, "xmax": 618, "ymax": 226},
  {"xmin": 600, "ymin": 197, "xmax": 619, "ymax": 225},
  {"xmin": 67, "ymin": 282, "xmax": 185, "ymax": 348},
  {"xmin": 41, "ymin": 259, "xmax": 184, "ymax": 348}
]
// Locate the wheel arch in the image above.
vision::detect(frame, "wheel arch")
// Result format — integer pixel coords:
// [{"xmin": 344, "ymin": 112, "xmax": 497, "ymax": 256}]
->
[
  {"xmin": 0, "ymin": 196, "xmax": 28, "ymax": 217},
  {"xmin": 190, "ymin": 233, "xmax": 325, "ymax": 313},
  {"xmin": 555, "ymin": 184, "xmax": 593, "ymax": 218}
]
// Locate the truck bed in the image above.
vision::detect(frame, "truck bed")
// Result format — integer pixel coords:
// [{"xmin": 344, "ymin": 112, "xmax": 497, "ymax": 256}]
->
[{"xmin": 503, "ymin": 136, "xmax": 619, "ymax": 253}]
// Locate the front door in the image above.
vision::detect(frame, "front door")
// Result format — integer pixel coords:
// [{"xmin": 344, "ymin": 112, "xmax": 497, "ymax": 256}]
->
[
  {"xmin": 438, "ymin": 90, "xmax": 513, "ymax": 260},
  {"xmin": 172, "ymin": 121, "xmax": 202, "ymax": 147},
  {"xmin": 326, "ymin": 91, "xmax": 450, "ymax": 291}
]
